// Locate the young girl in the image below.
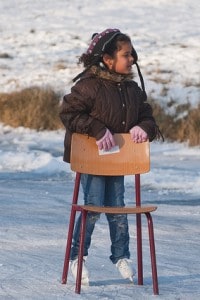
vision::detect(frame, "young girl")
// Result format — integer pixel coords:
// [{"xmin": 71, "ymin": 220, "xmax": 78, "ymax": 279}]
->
[{"xmin": 60, "ymin": 28, "xmax": 160, "ymax": 284}]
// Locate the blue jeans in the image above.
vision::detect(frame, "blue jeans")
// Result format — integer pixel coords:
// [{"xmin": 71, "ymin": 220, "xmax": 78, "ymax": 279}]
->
[{"xmin": 70, "ymin": 174, "xmax": 130, "ymax": 264}]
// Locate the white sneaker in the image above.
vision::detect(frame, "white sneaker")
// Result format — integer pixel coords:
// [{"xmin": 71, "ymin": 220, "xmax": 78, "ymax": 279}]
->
[
  {"xmin": 116, "ymin": 258, "xmax": 135, "ymax": 282},
  {"xmin": 70, "ymin": 257, "xmax": 89, "ymax": 285}
]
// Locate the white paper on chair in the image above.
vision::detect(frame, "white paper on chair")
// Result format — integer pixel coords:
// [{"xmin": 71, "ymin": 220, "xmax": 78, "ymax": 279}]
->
[{"xmin": 98, "ymin": 145, "xmax": 120, "ymax": 155}]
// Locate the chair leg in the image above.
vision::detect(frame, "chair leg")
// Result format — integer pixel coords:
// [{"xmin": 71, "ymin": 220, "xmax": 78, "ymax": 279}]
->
[
  {"xmin": 75, "ymin": 209, "xmax": 88, "ymax": 294},
  {"xmin": 145, "ymin": 212, "xmax": 159, "ymax": 295},
  {"xmin": 62, "ymin": 172, "xmax": 81, "ymax": 284},
  {"xmin": 62, "ymin": 206, "xmax": 77, "ymax": 284},
  {"xmin": 136, "ymin": 214, "xmax": 143, "ymax": 285},
  {"xmin": 135, "ymin": 175, "xmax": 143, "ymax": 285}
]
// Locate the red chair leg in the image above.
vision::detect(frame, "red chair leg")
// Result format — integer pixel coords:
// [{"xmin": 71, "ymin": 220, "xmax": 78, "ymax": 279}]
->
[
  {"xmin": 62, "ymin": 173, "xmax": 81, "ymax": 284},
  {"xmin": 75, "ymin": 209, "xmax": 88, "ymax": 294},
  {"xmin": 136, "ymin": 214, "xmax": 143, "ymax": 285},
  {"xmin": 135, "ymin": 175, "xmax": 143, "ymax": 285},
  {"xmin": 145, "ymin": 212, "xmax": 159, "ymax": 295},
  {"xmin": 62, "ymin": 206, "xmax": 77, "ymax": 284}
]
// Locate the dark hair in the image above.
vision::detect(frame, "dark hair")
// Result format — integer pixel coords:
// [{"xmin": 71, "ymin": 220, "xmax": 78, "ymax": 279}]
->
[
  {"xmin": 72, "ymin": 30, "xmax": 145, "ymax": 100},
  {"xmin": 104, "ymin": 34, "xmax": 132, "ymax": 56},
  {"xmin": 79, "ymin": 33, "xmax": 132, "ymax": 68}
]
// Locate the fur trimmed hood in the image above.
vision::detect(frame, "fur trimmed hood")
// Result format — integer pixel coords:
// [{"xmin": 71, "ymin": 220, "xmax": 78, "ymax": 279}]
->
[{"xmin": 87, "ymin": 65, "xmax": 134, "ymax": 83}]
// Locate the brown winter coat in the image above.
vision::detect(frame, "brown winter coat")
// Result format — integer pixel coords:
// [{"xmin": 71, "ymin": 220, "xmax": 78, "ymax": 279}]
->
[{"xmin": 60, "ymin": 66, "xmax": 158, "ymax": 163}]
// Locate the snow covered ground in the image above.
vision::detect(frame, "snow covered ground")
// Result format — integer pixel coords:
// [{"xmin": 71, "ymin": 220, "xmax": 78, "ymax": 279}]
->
[
  {"xmin": 0, "ymin": 126, "xmax": 200, "ymax": 300},
  {"xmin": 0, "ymin": 0, "xmax": 200, "ymax": 109},
  {"xmin": 0, "ymin": 0, "xmax": 200, "ymax": 299}
]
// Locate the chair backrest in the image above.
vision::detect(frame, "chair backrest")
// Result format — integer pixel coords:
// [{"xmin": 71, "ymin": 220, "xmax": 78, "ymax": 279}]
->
[{"xmin": 70, "ymin": 133, "xmax": 150, "ymax": 176}]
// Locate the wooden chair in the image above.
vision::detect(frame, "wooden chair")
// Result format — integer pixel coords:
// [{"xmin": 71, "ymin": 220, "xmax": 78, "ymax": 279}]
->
[{"xmin": 62, "ymin": 133, "xmax": 159, "ymax": 295}]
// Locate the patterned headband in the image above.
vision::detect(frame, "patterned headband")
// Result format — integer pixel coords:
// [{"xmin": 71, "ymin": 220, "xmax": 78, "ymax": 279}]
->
[{"xmin": 87, "ymin": 28, "xmax": 120, "ymax": 55}]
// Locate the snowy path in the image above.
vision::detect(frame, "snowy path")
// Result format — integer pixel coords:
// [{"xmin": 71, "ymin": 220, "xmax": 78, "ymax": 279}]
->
[
  {"xmin": 0, "ymin": 127, "xmax": 200, "ymax": 299},
  {"xmin": 1, "ymin": 170, "xmax": 200, "ymax": 299}
]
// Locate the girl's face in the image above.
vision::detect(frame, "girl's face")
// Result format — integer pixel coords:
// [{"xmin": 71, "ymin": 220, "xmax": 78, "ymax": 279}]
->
[{"xmin": 104, "ymin": 42, "xmax": 134, "ymax": 75}]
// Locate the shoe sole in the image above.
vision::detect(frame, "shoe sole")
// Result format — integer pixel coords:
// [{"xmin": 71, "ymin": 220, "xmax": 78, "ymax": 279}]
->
[
  {"xmin": 82, "ymin": 277, "xmax": 89, "ymax": 286},
  {"xmin": 129, "ymin": 276, "xmax": 134, "ymax": 283}
]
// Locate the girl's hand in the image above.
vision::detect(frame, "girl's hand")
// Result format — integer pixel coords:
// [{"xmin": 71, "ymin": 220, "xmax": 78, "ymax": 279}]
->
[
  {"xmin": 96, "ymin": 129, "xmax": 116, "ymax": 151},
  {"xmin": 129, "ymin": 126, "xmax": 148, "ymax": 143}
]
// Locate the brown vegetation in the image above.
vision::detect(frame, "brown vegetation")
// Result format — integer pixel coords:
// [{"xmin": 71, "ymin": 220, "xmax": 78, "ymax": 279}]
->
[
  {"xmin": 175, "ymin": 104, "xmax": 200, "ymax": 146},
  {"xmin": 0, "ymin": 86, "xmax": 63, "ymax": 130},
  {"xmin": 149, "ymin": 98, "xmax": 200, "ymax": 146},
  {"xmin": 0, "ymin": 86, "xmax": 199, "ymax": 146}
]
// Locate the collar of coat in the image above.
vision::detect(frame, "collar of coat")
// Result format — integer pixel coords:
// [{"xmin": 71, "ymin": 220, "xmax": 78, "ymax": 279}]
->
[{"xmin": 88, "ymin": 65, "xmax": 133, "ymax": 83}]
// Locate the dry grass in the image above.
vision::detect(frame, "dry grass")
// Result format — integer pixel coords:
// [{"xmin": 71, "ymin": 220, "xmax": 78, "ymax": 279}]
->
[
  {"xmin": 0, "ymin": 86, "xmax": 63, "ymax": 130},
  {"xmin": 148, "ymin": 98, "xmax": 175, "ymax": 140},
  {"xmin": 0, "ymin": 86, "xmax": 199, "ymax": 146},
  {"xmin": 149, "ymin": 98, "xmax": 200, "ymax": 146},
  {"xmin": 175, "ymin": 104, "xmax": 200, "ymax": 146}
]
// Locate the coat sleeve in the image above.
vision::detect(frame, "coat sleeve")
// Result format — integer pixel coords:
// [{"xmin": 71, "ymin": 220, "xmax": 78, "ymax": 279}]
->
[
  {"xmin": 135, "ymin": 87, "xmax": 160, "ymax": 141},
  {"xmin": 59, "ymin": 79, "xmax": 106, "ymax": 140}
]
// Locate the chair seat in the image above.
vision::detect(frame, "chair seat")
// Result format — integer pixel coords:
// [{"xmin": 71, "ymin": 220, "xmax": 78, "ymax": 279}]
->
[{"xmin": 73, "ymin": 204, "xmax": 157, "ymax": 214}]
